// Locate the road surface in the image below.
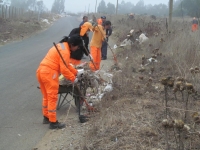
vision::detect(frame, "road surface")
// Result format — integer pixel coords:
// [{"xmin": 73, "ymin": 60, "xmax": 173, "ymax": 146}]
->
[{"xmin": 0, "ymin": 16, "xmax": 81, "ymax": 150}]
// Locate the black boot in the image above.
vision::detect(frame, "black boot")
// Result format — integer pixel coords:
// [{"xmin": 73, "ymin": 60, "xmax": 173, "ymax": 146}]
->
[
  {"xmin": 49, "ymin": 121, "xmax": 66, "ymax": 129},
  {"xmin": 79, "ymin": 115, "xmax": 89, "ymax": 123},
  {"xmin": 43, "ymin": 116, "xmax": 50, "ymax": 124}
]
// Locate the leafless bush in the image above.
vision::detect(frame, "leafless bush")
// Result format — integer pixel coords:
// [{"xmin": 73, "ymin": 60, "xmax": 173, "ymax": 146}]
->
[
  {"xmin": 0, "ymin": 13, "xmax": 57, "ymax": 44},
  {"xmin": 83, "ymin": 15, "xmax": 200, "ymax": 150}
]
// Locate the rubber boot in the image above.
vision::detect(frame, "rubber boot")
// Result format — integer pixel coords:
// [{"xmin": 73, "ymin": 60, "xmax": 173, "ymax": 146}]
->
[
  {"xmin": 49, "ymin": 121, "xmax": 66, "ymax": 129},
  {"xmin": 43, "ymin": 116, "xmax": 50, "ymax": 124}
]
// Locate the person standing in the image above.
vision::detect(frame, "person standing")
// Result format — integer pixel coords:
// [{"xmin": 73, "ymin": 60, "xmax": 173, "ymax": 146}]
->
[
  {"xmin": 192, "ymin": 17, "xmax": 198, "ymax": 32},
  {"xmin": 79, "ymin": 16, "xmax": 89, "ymax": 59},
  {"xmin": 97, "ymin": 16, "xmax": 106, "ymax": 25},
  {"xmin": 79, "ymin": 16, "xmax": 88, "ymax": 27},
  {"xmin": 69, "ymin": 22, "xmax": 93, "ymax": 65},
  {"xmin": 89, "ymin": 20, "xmax": 111, "ymax": 71},
  {"xmin": 36, "ymin": 34, "xmax": 83, "ymax": 129},
  {"xmin": 101, "ymin": 24, "xmax": 112, "ymax": 60}
]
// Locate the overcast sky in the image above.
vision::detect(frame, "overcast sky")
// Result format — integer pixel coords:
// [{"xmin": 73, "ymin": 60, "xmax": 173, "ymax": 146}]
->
[{"xmin": 43, "ymin": 0, "xmax": 169, "ymax": 13}]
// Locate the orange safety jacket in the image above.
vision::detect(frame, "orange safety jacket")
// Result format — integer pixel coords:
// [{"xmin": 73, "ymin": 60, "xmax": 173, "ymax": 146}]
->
[
  {"xmin": 90, "ymin": 25, "xmax": 106, "ymax": 49},
  {"xmin": 39, "ymin": 42, "xmax": 77, "ymax": 82},
  {"xmin": 80, "ymin": 22, "xmax": 92, "ymax": 36}
]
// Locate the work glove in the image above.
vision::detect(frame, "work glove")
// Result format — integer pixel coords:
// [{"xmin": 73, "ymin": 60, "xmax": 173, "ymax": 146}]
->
[
  {"xmin": 73, "ymin": 78, "xmax": 79, "ymax": 84},
  {"xmin": 89, "ymin": 54, "xmax": 93, "ymax": 61},
  {"xmin": 80, "ymin": 37, "xmax": 86, "ymax": 48},
  {"xmin": 104, "ymin": 37, "xmax": 108, "ymax": 42},
  {"xmin": 77, "ymin": 69, "xmax": 84, "ymax": 78}
]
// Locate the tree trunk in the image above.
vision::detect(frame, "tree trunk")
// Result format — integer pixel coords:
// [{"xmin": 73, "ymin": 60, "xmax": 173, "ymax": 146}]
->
[{"xmin": 116, "ymin": 0, "xmax": 118, "ymax": 15}]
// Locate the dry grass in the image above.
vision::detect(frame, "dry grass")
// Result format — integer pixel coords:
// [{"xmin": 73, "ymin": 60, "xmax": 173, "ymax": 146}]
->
[
  {"xmin": 82, "ymin": 14, "xmax": 200, "ymax": 150},
  {"xmin": 0, "ymin": 12, "xmax": 59, "ymax": 45}
]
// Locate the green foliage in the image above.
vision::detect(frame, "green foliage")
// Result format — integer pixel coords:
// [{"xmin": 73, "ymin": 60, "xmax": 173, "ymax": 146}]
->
[
  {"xmin": 10, "ymin": 0, "xmax": 26, "ymax": 8},
  {"xmin": 10, "ymin": 0, "xmax": 44, "ymax": 11},
  {"xmin": 134, "ymin": 0, "xmax": 145, "ymax": 14},
  {"xmin": 106, "ymin": 2, "xmax": 115, "ymax": 14},
  {"xmin": 131, "ymin": 1, "xmax": 168, "ymax": 16},
  {"xmin": 173, "ymin": 0, "xmax": 200, "ymax": 17},
  {"xmin": 118, "ymin": 1, "xmax": 132, "ymax": 14},
  {"xmin": 51, "ymin": 0, "xmax": 65, "ymax": 14},
  {"xmin": 97, "ymin": 0, "xmax": 168, "ymax": 16},
  {"xmin": 26, "ymin": 0, "xmax": 36, "ymax": 10},
  {"xmin": 181, "ymin": 0, "xmax": 200, "ymax": 17},
  {"xmin": 97, "ymin": 0, "xmax": 106, "ymax": 13}
]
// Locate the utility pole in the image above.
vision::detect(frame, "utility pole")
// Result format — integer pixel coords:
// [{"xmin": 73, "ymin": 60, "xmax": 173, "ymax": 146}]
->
[
  {"xmin": 181, "ymin": 0, "xmax": 184, "ymax": 21},
  {"xmin": 88, "ymin": 4, "xmax": 90, "ymax": 16},
  {"xmin": 116, "ymin": 0, "xmax": 118, "ymax": 15},
  {"xmin": 95, "ymin": 0, "xmax": 97, "ymax": 13},
  {"xmin": 169, "ymin": 0, "xmax": 173, "ymax": 32}
]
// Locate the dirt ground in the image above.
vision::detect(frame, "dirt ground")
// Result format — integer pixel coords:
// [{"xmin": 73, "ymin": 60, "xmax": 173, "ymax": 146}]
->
[
  {"xmin": 0, "ymin": 14, "xmax": 116, "ymax": 150},
  {"xmin": 3, "ymin": 14, "xmax": 200, "ymax": 150},
  {"xmin": 33, "ymin": 34, "xmax": 116, "ymax": 150}
]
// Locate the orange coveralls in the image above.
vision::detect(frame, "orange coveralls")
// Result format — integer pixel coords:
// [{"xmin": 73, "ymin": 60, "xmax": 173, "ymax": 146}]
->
[
  {"xmin": 192, "ymin": 24, "xmax": 198, "ymax": 32},
  {"xmin": 192, "ymin": 19, "xmax": 198, "ymax": 32},
  {"xmin": 89, "ymin": 25, "xmax": 106, "ymax": 71},
  {"xmin": 36, "ymin": 43, "xmax": 77, "ymax": 122},
  {"xmin": 70, "ymin": 59, "xmax": 81, "ymax": 65}
]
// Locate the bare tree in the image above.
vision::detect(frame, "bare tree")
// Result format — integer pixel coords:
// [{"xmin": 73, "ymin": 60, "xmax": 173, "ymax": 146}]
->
[
  {"xmin": 116, "ymin": 0, "xmax": 118, "ymax": 15},
  {"xmin": 95, "ymin": 0, "xmax": 97, "ymax": 13}
]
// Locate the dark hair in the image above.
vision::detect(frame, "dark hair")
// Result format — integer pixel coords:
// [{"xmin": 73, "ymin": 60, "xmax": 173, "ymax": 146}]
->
[
  {"xmin": 60, "ymin": 34, "xmax": 83, "ymax": 46},
  {"xmin": 104, "ymin": 20, "xmax": 111, "ymax": 26},
  {"xmin": 59, "ymin": 36, "xmax": 69, "ymax": 43},
  {"xmin": 101, "ymin": 16, "xmax": 106, "ymax": 19},
  {"xmin": 83, "ymin": 16, "xmax": 88, "ymax": 19}
]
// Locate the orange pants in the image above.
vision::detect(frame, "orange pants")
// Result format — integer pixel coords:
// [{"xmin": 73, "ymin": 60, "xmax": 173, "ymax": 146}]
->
[
  {"xmin": 89, "ymin": 46, "xmax": 101, "ymax": 71},
  {"xmin": 36, "ymin": 66, "xmax": 59, "ymax": 122},
  {"xmin": 192, "ymin": 24, "xmax": 198, "ymax": 32},
  {"xmin": 70, "ymin": 58, "xmax": 81, "ymax": 66}
]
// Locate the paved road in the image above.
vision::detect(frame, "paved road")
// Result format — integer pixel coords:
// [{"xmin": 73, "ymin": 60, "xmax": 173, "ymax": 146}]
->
[{"xmin": 0, "ymin": 16, "xmax": 81, "ymax": 150}]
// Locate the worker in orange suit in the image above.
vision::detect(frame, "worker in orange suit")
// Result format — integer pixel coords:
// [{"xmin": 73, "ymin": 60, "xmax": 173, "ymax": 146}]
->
[
  {"xmin": 89, "ymin": 20, "xmax": 111, "ymax": 71},
  {"xmin": 36, "ymin": 34, "xmax": 84, "ymax": 129},
  {"xmin": 69, "ymin": 22, "xmax": 93, "ymax": 65},
  {"xmin": 192, "ymin": 17, "xmax": 198, "ymax": 32},
  {"xmin": 97, "ymin": 16, "xmax": 106, "ymax": 25}
]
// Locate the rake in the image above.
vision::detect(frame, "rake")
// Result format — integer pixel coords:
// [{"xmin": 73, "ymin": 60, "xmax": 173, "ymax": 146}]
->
[{"xmin": 92, "ymin": 15, "xmax": 119, "ymax": 66}]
